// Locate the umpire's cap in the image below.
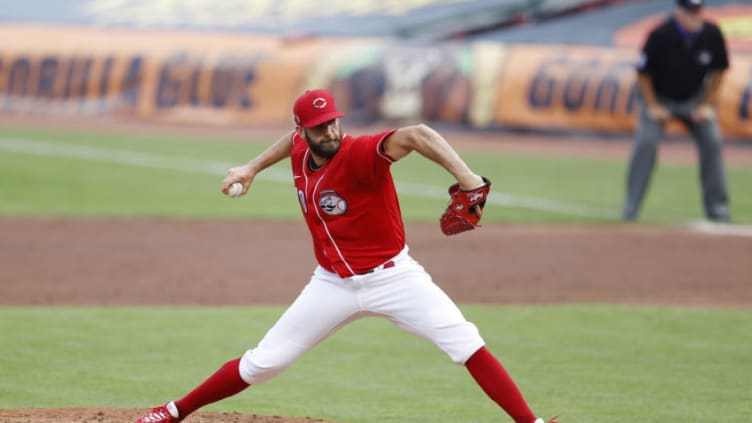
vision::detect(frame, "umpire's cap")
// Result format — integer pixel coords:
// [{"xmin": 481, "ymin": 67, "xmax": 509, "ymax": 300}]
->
[
  {"xmin": 293, "ymin": 89, "xmax": 345, "ymax": 128},
  {"xmin": 677, "ymin": 0, "xmax": 703, "ymax": 11}
]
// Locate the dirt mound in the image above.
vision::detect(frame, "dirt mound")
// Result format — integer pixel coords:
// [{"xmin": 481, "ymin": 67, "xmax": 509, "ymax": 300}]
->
[{"xmin": 0, "ymin": 408, "xmax": 341, "ymax": 423}]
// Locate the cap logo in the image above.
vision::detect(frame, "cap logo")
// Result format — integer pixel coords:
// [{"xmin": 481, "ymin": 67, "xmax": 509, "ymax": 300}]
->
[{"xmin": 312, "ymin": 97, "xmax": 327, "ymax": 109}]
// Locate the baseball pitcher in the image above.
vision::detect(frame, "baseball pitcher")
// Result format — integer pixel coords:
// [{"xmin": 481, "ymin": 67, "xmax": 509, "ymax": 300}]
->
[{"xmin": 134, "ymin": 89, "xmax": 558, "ymax": 423}]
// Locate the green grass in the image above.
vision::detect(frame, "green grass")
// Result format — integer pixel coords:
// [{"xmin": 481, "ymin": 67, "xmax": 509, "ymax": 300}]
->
[
  {"xmin": 1, "ymin": 126, "xmax": 750, "ymax": 224},
  {"xmin": 0, "ymin": 306, "xmax": 750, "ymax": 422}
]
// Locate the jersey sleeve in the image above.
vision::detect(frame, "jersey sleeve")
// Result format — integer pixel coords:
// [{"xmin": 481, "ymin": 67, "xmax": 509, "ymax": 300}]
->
[
  {"xmin": 347, "ymin": 129, "xmax": 398, "ymax": 182},
  {"xmin": 637, "ymin": 30, "xmax": 659, "ymax": 75}
]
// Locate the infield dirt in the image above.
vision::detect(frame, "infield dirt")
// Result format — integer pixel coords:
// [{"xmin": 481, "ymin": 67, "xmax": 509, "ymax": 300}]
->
[{"xmin": 2, "ymin": 218, "xmax": 751, "ymax": 423}]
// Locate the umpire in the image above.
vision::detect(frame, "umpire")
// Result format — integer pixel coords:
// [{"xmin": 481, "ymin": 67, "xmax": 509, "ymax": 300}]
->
[{"xmin": 623, "ymin": 0, "xmax": 730, "ymax": 222}]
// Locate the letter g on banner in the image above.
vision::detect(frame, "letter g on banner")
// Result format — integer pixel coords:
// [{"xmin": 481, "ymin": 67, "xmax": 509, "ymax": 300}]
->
[{"xmin": 528, "ymin": 57, "xmax": 566, "ymax": 109}]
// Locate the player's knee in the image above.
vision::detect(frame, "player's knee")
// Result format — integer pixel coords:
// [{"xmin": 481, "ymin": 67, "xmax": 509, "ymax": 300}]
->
[
  {"xmin": 450, "ymin": 337, "xmax": 486, "ymax": 365},
  {"xmin": 238, "ymin": 348, "xmax": 295, "ymax": 384},
  {"xmin": 635, "ymin": 132, "xmax": 659, "ymax": 147},
  {"xmin": 435, "ymin": 323, "xmax": 486, "ymax": 365}
]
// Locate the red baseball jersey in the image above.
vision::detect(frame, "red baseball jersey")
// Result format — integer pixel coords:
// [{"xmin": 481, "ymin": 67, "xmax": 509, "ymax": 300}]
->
[{"xmin": 290, "ymin": 129, "xmax": 405, "ymax": 277}]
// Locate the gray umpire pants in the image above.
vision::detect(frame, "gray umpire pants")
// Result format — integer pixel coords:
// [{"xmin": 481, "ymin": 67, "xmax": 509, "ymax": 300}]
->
[{"xmin": 623, "ymin": 93, "xmax": 730, "ymax": 221}]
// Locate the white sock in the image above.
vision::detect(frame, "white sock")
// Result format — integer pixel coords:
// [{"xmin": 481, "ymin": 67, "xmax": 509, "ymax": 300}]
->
[{"xmin": 166, "ymin": 401, "xmax": 180, "ymax": 418}]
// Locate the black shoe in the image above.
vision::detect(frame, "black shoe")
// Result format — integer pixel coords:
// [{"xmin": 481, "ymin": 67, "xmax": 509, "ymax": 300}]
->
[
  {"xmin": 708, "ymin": 214, "xmax": 731, "ymax": 223},
  {"xmin": 707, "ymin": 205, "xmax": 731, "ymax": 222}
]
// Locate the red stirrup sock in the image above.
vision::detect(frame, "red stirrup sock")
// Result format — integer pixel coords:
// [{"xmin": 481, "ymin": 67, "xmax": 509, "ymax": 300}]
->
[
  {"xmin": 174, "ymin": 357, "xmax": 250, "ymax": 418},
  {"xmin": 465, "ymin": 347, "xmax": 537, "ymax": 423}
]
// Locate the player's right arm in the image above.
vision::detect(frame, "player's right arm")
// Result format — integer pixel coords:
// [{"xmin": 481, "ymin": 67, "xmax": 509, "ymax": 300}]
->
[
  {"xmin": 636, "ymin": 30, "xmax": 670, "ymax": 122},
  {"xmin": 221, "ymin": 130, "xmax": 294, "ymax": 196},
  {"xmin": 637, "ymin": 72, "xmax": 670, "ymax": 122}
]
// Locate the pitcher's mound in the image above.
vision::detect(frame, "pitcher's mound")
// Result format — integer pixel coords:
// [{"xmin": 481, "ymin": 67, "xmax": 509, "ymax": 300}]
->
[{"xmin": 0, "ymin": 408, "xmax": 341, "ymax": 423}]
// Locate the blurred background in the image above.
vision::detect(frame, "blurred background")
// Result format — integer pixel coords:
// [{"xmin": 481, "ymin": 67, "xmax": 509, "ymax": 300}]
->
[
  {"xmin": 0, "ymin": 0, "xmax": 750, "ymax": 225},
  {"xmin": 0, "ymin": 0, "xmax": 749, "ymax": 138}
]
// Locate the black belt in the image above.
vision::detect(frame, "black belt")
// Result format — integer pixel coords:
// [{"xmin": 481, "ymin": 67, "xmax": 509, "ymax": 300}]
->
[{"xmin": 363, "ymin": 260, "xmax": 395, "ymax": 274}]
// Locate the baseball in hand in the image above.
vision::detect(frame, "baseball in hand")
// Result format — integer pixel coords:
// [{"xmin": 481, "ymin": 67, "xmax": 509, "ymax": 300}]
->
[{"xmin": 228, "ymin": 182, "xmax": 243, "ymax": 198}]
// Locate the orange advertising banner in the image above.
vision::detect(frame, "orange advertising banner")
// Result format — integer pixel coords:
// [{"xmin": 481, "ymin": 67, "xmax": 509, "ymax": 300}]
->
[
  {"xmin": 494, "ymin": 45, "xmax": 752, "ymax": 139},
  {"xmin": 0, "ymin": 24, "xmax": 749, "ymax": 139},
  {"xmin": 719, "ymin": 54, "xmax": 752, "ymax": 139},
  {"xmin": 0, "ymin": 24, "xmax": 343, "ymax": 126},
  {"xmin": 495, "ymin": 45, "xmax": 639, "ymax": 132}
]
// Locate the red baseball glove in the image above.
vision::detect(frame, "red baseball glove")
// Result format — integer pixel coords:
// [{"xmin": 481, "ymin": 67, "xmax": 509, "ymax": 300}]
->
[{"xmin": 440, "ymin": 177, "xmax": 491, "ymax": 236}]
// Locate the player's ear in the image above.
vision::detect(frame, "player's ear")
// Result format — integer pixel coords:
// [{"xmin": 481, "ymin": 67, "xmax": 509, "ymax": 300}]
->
[{"xmin": 295, "ymin": 126, "xmax": 305, "ymax": 138}]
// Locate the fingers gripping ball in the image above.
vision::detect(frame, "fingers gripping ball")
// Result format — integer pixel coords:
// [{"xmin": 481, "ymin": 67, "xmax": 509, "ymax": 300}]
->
[
  {"xmin": 228, "ymin": 182, "xmax": 244, "ymax": 198},
  {"xmin": 440, "ymin": 177, "xmax": 491, "ymax": 236}
]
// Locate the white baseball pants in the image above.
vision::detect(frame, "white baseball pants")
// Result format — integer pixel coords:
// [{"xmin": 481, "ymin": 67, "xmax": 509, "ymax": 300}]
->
[{"xmin": 239, "ymin": 246, "xmax": 485, "ymax": 384}]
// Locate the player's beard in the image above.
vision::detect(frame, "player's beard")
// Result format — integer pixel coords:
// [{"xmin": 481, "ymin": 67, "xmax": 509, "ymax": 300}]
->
[{"xmin": 304, "ymin": 130, "xmax": 341, "ymax": 159}]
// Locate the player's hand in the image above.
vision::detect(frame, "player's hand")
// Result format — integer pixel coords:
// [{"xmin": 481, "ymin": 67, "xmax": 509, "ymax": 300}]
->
[
  {"xmin": 221, "ymin": 164, "xmax": 254, "ymax": 196},
  {"xmin": 646, "ymin": 104, "xmax": 671, "ymax": 122},
  {"xmin": 691, "ymin": 104, "xmax": 716, "ymax": 123},
  {"xmin": 458, "ymin": 174, "xmax": 487, "ymax": 216}
]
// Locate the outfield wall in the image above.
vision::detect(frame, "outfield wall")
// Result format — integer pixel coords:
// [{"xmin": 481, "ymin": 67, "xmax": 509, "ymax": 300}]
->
[{"xmin": 0, "ymin": 25, "xmax": 749, "ymax": 139}]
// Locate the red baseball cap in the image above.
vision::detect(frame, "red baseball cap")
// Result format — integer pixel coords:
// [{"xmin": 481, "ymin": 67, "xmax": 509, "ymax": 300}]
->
[{"xmin": 293, "ymin": 89, "xmax": 345, "ymax": 128}]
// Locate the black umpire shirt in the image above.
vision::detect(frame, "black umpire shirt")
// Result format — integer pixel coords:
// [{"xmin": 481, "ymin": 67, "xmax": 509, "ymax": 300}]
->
[{"xmin": 637, "ymin": 16, "xmax": 729, "ymax": 101}]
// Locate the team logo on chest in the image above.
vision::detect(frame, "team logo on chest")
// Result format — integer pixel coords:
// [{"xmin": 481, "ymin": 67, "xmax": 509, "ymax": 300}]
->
[
  {"xmin": 318, "ymin": 190, "xmax": 348, "ymax": 215},
  {"xmin": 697, "ymin": 51, "xmax": 712, "ymax": 66}
]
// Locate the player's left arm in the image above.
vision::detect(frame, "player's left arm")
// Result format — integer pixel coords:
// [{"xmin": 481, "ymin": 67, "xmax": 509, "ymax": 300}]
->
[
  {"xmin": 693, "ymin": 70, "xmax": 725, "ymax": 122},
  {"xmin": 383, "ymin": 124, "xmax": 484, "ymax": 190},
  {"xmin": 694, "ymin": 25, "xmax": 730, "ymax": 122}
]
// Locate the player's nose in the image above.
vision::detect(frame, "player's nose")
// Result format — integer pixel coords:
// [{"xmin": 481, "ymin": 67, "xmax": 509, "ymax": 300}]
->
[{"xmin": 323, "ymin": 120, "xmax": 338, "ymax": 137}]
